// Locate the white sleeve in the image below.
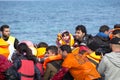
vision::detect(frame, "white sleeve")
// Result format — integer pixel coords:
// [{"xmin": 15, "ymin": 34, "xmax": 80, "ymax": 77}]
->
[{"xmin": 7, "ymin": 41, "xmax": 15, "ymax": 61}]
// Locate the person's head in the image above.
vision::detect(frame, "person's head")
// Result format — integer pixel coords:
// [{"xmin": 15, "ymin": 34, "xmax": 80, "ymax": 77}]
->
[
  {"xmin": 61, "ymin": 30, "xmax": 70, "ymax": 41},
  {"xmin": 36, "ymin": 42, "xmax": 48, "ymax": 58},
  {"xmin": 37, "ymin": 42, "xmax": 48, "ymax": 48},
  {"xmin": 17, "ymin": 43, "xmax": 32, "ymax": 55},
  {"xmin": 114, "ymin": 24, "xmax": 120, "ymax": 29},
  {"xmin": 20, "ymin": 40, "xmax": 37, "ymax": 56},
  {"xmin": 0, "ymin": 25, "xmax": 10, "ymax": 38},
  {"xmin": 46, "ymin": 45, "xmax": 58, "ymax": 57},
  {"xmin": 59, "ymin": 45, "xmax": 72, "ymax": 59},
  {"xmin": 99, "ymin": 25, "xmax": 110, "ymax": 35},
  {"xmin": 112, "ymin": 30, "xmax": 120, "ymax": 38},
  {"xmin": 75, "ymin": 25, "xmax": 87, "ymax": 40},
  {"xmin": 87, "ymin": 40, "xmax": 100, "ymax": 53},
  {"xmin": 17, "ymin": 43, "xmax": 37, "ymax": 63},
  {"xmin": 110, "ymin": 37, "xmax": 120, "ymax": 52}
]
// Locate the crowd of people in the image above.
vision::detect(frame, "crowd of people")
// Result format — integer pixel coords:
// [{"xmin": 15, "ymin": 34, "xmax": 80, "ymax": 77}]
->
[{"xmin": 0, "ymin": 24, "xmax": 120, "ymax": 80}]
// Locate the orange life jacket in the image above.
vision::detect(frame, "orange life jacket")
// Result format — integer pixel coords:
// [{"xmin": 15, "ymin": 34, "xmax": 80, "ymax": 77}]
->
[
  {"xmin": 62, "ymin": 53, "xmax": 101, "ymax": 80},
  {"xmin": 87, "ymin": 52, "xmax": 101, "ymax": 67},
  {"xmin": 43, "ymin": 54, "xmax": 62, "ymax": 70},
  {"xmin": 72, "ymin": 47, "xmax": 80, "ymax": 55},
  {"xmin": 0, "ymin": 38, "xmax": 10, "ymax": 58},
  {"xmin": 18, "ymin": 60, "xmax": 34, "ymax": 80}
]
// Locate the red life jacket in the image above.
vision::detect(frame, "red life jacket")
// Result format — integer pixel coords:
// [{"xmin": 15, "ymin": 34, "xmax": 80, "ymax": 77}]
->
[
  {"xmin": 36, "ymin": 62, "xmax": 44, "ymax": 76},
  {"xmin": 18, "ymin": 60, "xmax": 34, "ymax": 80}
]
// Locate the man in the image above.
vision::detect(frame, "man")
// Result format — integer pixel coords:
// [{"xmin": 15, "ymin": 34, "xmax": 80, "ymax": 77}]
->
[
  {"xmin": 92, "ymin": 25, "xmax": 111, "ymax": 53},
  {"xmin": 0, "ymin": 25, "xmax": 19, "ymax": 61},
  {"xmin": 94, "ymin": 25, "xmax": 110, "ymax": 43},
  {"xmin": 74, "ymin": 25, "xmax": 93, "ymax": 47},
  {"xmin": 113, "ymin": 24, "xmax": 120, "ymax": 38},
  {"xmin": 98, "ymin": 37, "xmax": 120, "ymax": 80},
  {"xmin": 0, "ymin": 25, "xmax": 19, "ymax": 49},
  {"xmin": 43, "ymin": 45, "xmax": 63, "ymax": 80},
  {"xmin": 109, "ymin": 24, "xmax": 120, "ymax": 39},
  {"xmin": 114, "ymin": 24, "xmax": 120, "ymax": 28},
  {"xmin": 87, "ymin": 41, "xmax": 102, "ymax": 66},
  {"xmin": 112, "ymin": 29, "xmax": 120, "ymax": 38},
  {"xmin": 51, "ymin": 45, "xmax": 100, "ymax": 80}
]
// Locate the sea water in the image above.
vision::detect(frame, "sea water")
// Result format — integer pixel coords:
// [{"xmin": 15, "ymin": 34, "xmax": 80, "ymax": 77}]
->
[{"xmin": 0, "ymin": 0, "xmax": 120, "ymax": 45}]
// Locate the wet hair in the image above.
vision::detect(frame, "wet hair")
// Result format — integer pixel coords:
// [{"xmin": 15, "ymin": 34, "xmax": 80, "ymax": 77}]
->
[
  {"xmin": 46, "ymin": 45, "xmax": 58, "ymax": 55},
  {"xmin": 60, "ymin": 45, "xmax": 72, "ymax": 53},
  {"xmin": 114, "ymin": 24, "xmax": 120, "ymax": 28},
  {"xmin": 0, "ymin": 25, "xmax": 9, "ymax": 32},
  {"xmin": 112, "ymin": 30, "xmax": 120, "ymax": 35},
  {"xmin": 99, "ymin": 25, "xmax": 109, "ymax": 32},
  {"xmin": 17, "ymin": 43, "xmax": 37, "ymax": 63},
  {"xmin": 37, "ymin": 42, "xmax": 48, "ymax": 48},
  {"xmin": 75, "ymin": 25, "xmax": 87, "ymax": 35}
]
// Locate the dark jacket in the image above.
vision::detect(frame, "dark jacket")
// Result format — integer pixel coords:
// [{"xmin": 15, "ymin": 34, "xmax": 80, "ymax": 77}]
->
[
  {"xmin": 93, "ymin": 32, "xmax": 111, "ymax": 53},
  {"xmin": 74, "ymin": 34, "xmax": 93, "ymax": 47},
  {"xmin": 44, "ymin": 60, "xmax": 62, "ymax": 80},
  {"xmin": 44, "ymin": 60, "xmax": 73, "ymax": 80}
]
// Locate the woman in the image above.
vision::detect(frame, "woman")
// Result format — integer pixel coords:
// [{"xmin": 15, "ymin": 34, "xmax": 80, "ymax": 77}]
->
[
  {"xmin": 56, "ymin": 30, "xmax": 74, "ymax": 48},
  {"xmin": 12, "ymin": 43, "xmax": 42, "ymax": 80}
]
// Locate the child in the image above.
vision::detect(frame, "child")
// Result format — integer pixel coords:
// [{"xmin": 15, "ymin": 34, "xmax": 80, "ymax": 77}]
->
[{"xmin": 56, "ymin": 30, "xmax": 74, "ymax": 48}]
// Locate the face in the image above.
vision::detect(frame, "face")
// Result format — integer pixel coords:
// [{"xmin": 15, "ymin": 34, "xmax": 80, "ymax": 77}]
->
[
  {"xmin": 75, "ymin": 30, "xmax": 85, "ymax": 40},
  {"xmin": 47, "ymin": 50, "xmax": 55, "ymax": 57},
  {"xmin": 62, "ymin": 51, "xmax": 68, "ymax": 59},
  {"xmin": 2, "ymin": 28, "xmax": 10, "ymax": 38},
  {"xmin": 104, "ymin": 30, "xmax": 110, "ymax": 35},
  {"xmin": 58, "ymin": 49, "xmax": 67, "ymax": 59},
  {"xmin": 62, "ymin": 34, "xmax": 70, "ymax": 41},
  {"xmin": 58, "ymin": 48, "xmax": 62, "ymax": 55}
]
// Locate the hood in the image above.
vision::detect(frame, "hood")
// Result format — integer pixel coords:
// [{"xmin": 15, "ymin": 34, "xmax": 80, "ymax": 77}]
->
[
  {"xmin": 106, "ymin": 52, "xmax": 120, "ymax": 68},
  {"xmin": 97, "ymin": 32, "xmax": 109, "ymax": 38}
]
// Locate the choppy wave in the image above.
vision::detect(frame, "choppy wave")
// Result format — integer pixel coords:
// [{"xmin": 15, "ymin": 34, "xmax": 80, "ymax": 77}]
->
[{"xmin": 0, "ymin": 0, "xmax": 120, "ymax": 45}]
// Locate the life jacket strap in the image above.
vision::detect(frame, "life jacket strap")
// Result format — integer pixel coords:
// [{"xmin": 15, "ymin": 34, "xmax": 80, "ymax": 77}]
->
[
  {"xmin": 20, "ymin": 73, "xmax": 34, "ymax": 78},
  {"xmin": 88, "ymin": 58, "xmax": 98, "ymax": 66}
]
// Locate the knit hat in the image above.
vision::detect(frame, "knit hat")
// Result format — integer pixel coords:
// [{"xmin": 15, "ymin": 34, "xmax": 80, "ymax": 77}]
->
[
  {"xmin": 110, "ymin": 37, "xmax": 120, "ymax": 45},
  {"xmin": 87, "ymin": 41, "xmax": 100, "ymax": 51}
]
